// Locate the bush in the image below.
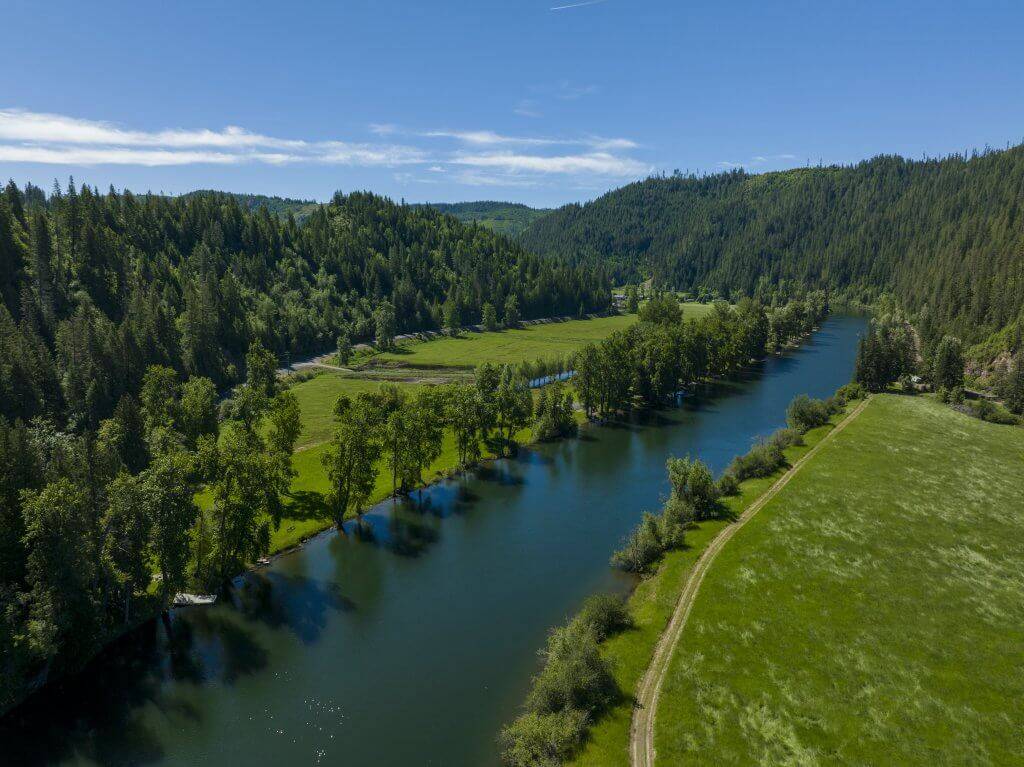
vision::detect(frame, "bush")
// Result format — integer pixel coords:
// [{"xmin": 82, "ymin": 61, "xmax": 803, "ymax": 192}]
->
[
  {"xmin": 576, "ymin": 594, "xmax": 631, "ymax": 641},
  {"xmin": 969, "ymin": 399, "xmax": 1020, "ymax": 425},
  {"xmin": 610, "ymin": 512, "xmax": 663, "ymax": 573},
  {"xmin": 726, "ymin": 438, "xmax": 784, "ymax": 482},
  {"xmin": 769, "ymin": 427, "xmax": 804, "ymax": 450},
  {"xmin": 716, "ymin": 472, "xmax": 739, "ymax": 497},
  {"xmin": 658, "ymin": 496, "xmax": 691, "ymax": 548},
  {"xmin": 666, "ymin": 457, "xmax": 719, "ymax": 520},
  {"xmin": 786, "ymin": 394, "xmax": 834, "ymax": 433},
  {"xmin": 500, "ymin": 709, "xmax": 589, "ymax": 767},
  {"xmin": 835, "ymin": 382, "xmax": 866, "ymax": 404},
  {"xmin": 525, "ymin": 620, "xmax": 616, "ymax": 715}
]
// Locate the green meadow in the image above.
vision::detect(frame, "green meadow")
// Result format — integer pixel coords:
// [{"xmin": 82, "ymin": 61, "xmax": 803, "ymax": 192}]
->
[
  {"xmin": 571, "ymin": 403, "xmax": 855, "ymax": 767},
  {"xmin": 654, "ymin": 395, "xmax": 1024, "ymax": 765},
  {"xmin": 368, "ymin": 313, "xmax": 639, "ymax": 368},
  {"xmin": 265, "ymin": 312, "xmax": 653, "ymax": 552},
  {"xmin": 363, "ymin": 305, "xmax": 714, "ymax": 369}
]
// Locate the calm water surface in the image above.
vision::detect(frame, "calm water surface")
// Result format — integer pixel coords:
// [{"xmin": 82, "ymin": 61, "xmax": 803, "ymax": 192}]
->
[{"xmin": 1, "ymin": 315, "xmax": 866, "ymax": 766}]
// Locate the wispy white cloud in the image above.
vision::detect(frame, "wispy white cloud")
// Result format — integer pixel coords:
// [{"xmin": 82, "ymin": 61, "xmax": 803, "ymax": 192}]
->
[
  {"xmin": 422, "ymin": 128, "xmax": 636, "ymax": 152},
  {"xmin": 0, "ymin": 108, "xmax": 429, "ymax": 167},
  {"xmin": 368, "ymin": 123, "xmax": 399, "ymax": 136},
  {"xmin": 453, "ymin": 150, "xmax": 649, "ymax": 177},
  {"xmin": 0, "ymin": 108, "xmax": 651, "ymax": 189},
  {"xmin": 716, "ymin": 153, "xmax": 799, "ymax": 170},
  {"xmin": 553, "ymin": 81, "xmax": 600, "ymax": 100},
  {"xmin": 513, "ymin": 99, "xmax": 542, "ymax": 118},
  {"xmin": 551, "ymin": 0, "xmax": 610, "ymax": 11},
  {"xmin": 421, "ymin": 129, "xmax": 559, "ymax": 147},
  {"xmin": 452, "ymin": 169, "xmax": 542, "ymax": 188}
]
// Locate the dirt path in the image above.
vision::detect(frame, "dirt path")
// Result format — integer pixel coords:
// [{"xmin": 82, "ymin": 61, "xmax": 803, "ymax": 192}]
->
[{"xmin": 629, "ymin": 396, "xmax": 871, "ymax": 767}]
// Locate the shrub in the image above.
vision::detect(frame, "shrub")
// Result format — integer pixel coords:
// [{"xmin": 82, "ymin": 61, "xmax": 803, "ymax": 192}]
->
[
  {"xmin": 666, "ymin": 457, "xmax": 719, "ymax": 520},
  {"xmin": 726, "ymin": 438, "xmax": 784, "ymax": 482},
  {"xmin": 610, "ymin": 512, "xmax": 663, "ymax": 573},
  {"xmin": 716, "ymin": 472, "xmax": 739, "ymax": 497},
  {"xmin": 525, "ymin": 620, "xmax": 616, "ymax": 715},
  {"xmin": 835, "ymin": 382, "xmax": 866, "ymax": 404},
  {"xmin": 500, "ymin": 709, "xmax": 589, "ymax": 767},
  {"xmin": 576, "ymin": 594, "xmax": 631, "ymax": 641},
  {"xmin": 658, "ymin": 496, "xmax": 691, "ymax": 548},
  {"xmin": 786, "ymin": 394, "xmax": 833, "ymax": 433},
  {"xmin": 769, "ymin": 427, "xmax": 804, "ymax": 450},
  {"xmin": 969, "ymin": 399, "xmax": 1020, "ymax": 425}
]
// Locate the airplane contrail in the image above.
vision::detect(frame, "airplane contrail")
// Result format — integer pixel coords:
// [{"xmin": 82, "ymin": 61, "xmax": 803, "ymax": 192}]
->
[{"xmin": 551, "ymin": 0, "xmax": 610, "ymax": 10}]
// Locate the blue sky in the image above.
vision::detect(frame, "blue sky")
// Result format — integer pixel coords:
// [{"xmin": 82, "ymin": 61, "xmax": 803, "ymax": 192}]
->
[{"xmin": 1, "ymin": 0, "xmax": 1022, "ymax": 207}]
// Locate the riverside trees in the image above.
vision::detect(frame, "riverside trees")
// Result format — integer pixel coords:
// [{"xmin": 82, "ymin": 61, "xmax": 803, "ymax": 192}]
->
[
  {"xmin": 573, "ymin": 295, "xmax": 827, "ymax": 418},
  {"xmin": 0, "ymin": 337, "xmax": 302, "ymax": 712}
]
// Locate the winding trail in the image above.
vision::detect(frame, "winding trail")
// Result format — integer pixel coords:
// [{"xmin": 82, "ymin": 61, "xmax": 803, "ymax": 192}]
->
[{"xmin": 629, "ymin": 396, "xmax": 871, "ymax": 767}]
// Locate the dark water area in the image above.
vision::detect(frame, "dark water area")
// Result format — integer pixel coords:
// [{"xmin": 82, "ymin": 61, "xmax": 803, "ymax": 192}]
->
[{"xmin": 0, "ymin": 316, "xmax": 867, "ymax": 767}]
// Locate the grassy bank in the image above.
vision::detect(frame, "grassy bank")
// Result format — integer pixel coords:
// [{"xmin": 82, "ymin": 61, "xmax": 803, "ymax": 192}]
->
[
  {"xmin": 570, "ymin": 402, "xmax": 860, "ymax": 766},
  {"xmin": 263, "ymin": 312, "xmax": 644, "ymax": 554},
  {"xmin": 654, "ymin": 394, "xmax": 1024, "ymax": 765},
  {"xmin": 360, "ymin": 307, "xmax": 709, "ymax": 369}
]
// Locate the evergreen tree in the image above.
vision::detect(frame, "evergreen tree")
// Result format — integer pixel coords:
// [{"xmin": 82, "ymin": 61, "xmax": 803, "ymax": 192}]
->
[
  {"xmin": 504, "ymin": 294, "xmax": 521, "ymax": 328},
  {"xmin": 482, "ymin": 302, "xmax": 499, "ymax": 332},
  {"xmin": 933, "ymin": 336, "xmax": 965, "ymax": 391}
]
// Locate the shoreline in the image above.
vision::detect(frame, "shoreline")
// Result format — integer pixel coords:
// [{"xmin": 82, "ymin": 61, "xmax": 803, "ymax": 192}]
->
[{"xmin": 0, "ymin": 318, "xmax": 827, "ymax": 721}]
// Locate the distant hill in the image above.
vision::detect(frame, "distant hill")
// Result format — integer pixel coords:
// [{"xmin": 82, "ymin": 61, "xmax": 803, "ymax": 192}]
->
[
  {"xmin": 183, "ymin": 190, "xmax": 322, "ymax": 222},
  {"xmin": 422, "ymin": 201, "xmax": 550, "ymax": 237},
  {"xmin": 520, "ymin": 147, "xmax": 1024, "ymax": 354}
]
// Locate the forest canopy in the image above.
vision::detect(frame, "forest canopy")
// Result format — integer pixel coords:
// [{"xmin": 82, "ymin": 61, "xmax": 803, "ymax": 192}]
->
[
  {"xmin": 0, "ymin": 182, "xmax": 610, "ymax": 427},
  {"xmin": 520, "ymin": 145, "xmax": 1024, "ymax": 353}
]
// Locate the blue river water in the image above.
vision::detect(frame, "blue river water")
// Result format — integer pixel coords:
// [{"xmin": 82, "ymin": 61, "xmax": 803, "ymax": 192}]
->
[{"xmin": 0, "ymin": 315, "xmax": 867, "ymax": 766}]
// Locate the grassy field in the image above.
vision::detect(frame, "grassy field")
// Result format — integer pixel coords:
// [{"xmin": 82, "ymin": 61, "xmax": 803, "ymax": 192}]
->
[
  {"xmin": 654, "ymin": 395, "xmax": 1024, "ymax": 765},
  {"xmin": 267, "ymin": 308, "xmax": 710, "ymax": 556},
  {"xmin": 287, "ymin": 374, "xmax": 426, "ymax": 449},
  {"xmin": 264, "ymin": 311, "xmax": 656, "ymax": 550},
  {"xmin": 361, "ymin": 305, "xmax": 710, "ymax": 369},
  {"xmin": 571, "ymin": 407, "xmax": 855, "ymax": 767},
  {"xmin": 369, "ymin": 314, "xmax": 639, "ymax": 368}
]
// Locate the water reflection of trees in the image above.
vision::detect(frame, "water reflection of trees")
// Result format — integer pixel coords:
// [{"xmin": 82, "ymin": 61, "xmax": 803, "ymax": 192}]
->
[{"xmin": 0, "ymin": 623, "xmax": 169, "ymax": 766}]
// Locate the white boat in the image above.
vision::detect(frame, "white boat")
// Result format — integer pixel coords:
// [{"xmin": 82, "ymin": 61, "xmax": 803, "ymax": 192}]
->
[{"xmin": 172, "ymin": 593, "xmax": 218, "ymax": 607}]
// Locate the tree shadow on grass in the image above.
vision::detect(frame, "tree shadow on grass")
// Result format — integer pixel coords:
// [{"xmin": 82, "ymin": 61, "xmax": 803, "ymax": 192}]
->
[{"xmin": 284, "ymin": 490, "xmax": 330, "ymax": 523}]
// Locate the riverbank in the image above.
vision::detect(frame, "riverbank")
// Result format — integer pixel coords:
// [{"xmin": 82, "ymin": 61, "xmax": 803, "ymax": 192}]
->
[
  {"xmin": 0, "ymin": 315, "xmax": 867, "ymax": 766},
  {"xmin": 652, "ymin": 393, "xmax": 1024, "ymax": 764},
  {"xmin": 567, "ymin": 396, "xmax": 867, "ymax": 767}
]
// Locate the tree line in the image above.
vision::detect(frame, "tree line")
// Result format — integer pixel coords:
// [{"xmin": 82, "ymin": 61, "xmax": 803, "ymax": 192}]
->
[
  {"xmin": 520, "ymin": 145, "xmax": 1024, "ymax": 359},
  {"xmin": 0, "ymin": 341, "xmax": 299, "ymax": 713},
  {"xmin": 499, "ymin": 385, "xmax": 864, "ymax": 766},
  {"xmin": 572, "ymin": 293, "xmax": 828, "ymax": 418},
  {"xmin": 0, "ymin": 180, "xmax": 611, "ymax": 428},
  {"xmin": 321, "ymin": 362, "xmax": 538, "ymax": 527},
  {"xmin": 0, "ymin": 178, "xmax": 614, "ymax": 713},
  {"xmin": 853, "ymin": 309, "xmax": 1023, "ymax": 422}
]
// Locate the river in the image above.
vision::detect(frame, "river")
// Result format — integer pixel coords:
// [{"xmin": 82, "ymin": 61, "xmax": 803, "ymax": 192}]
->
[{"xmin": 0, "ymin": 315, "xmax": 867, "ymax": 766}]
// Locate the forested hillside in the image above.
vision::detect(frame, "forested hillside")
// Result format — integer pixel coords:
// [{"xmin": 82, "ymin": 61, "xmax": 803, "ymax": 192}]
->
[
  {"xmin": 0, "ymin": 182, "xmax": 609, "ymax": 426},
  {"xmin": 423, "ymin": 201, "xmax": 550, "ymax": 237},
  {"xmin": 183, "ymin": 190, "xmax": 322, "ymax": 222},
  {"xmin": 0, "ymin": 180, "xmax": 610, "ymax": 712},
  {"xmin": 521, "ymin": 146, "xmax": 1024, "ymax": 353}
]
